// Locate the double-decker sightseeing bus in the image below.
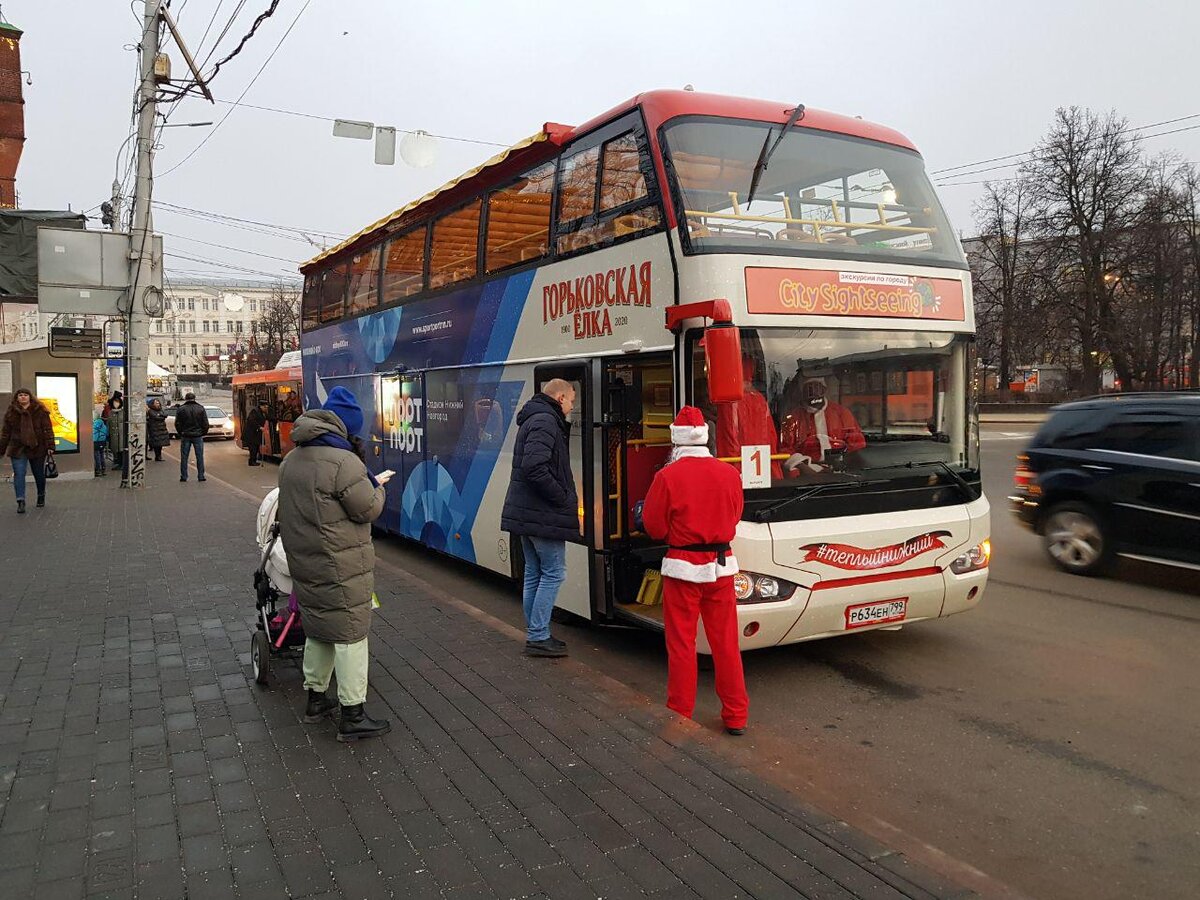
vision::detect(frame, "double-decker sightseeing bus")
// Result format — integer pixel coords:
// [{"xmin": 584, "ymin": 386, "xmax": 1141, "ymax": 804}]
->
[
  {"xmin": 298, "ymin": 90, "xmax": 990, "ymax": 650},
  {"xmin": 231, "ymin": 351, "xmax": 304, "ymax": 459}
]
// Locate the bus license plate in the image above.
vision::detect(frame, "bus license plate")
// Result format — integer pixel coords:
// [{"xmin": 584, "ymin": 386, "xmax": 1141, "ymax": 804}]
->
[{"xmin": 844, "ymin": 598, "xmax": 908, "ymax": 630}]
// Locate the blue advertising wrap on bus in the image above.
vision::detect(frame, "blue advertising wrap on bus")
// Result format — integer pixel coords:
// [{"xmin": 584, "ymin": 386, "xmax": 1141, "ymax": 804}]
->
[{"xmin": 301, "ymin": 271, "xmax": 537, "ymax": 565}]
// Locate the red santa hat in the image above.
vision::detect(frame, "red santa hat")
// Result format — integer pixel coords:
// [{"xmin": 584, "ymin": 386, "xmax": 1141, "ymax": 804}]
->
[{"xmin": 670, "ymin": 406, "xmax": 709, "ymax": 446}]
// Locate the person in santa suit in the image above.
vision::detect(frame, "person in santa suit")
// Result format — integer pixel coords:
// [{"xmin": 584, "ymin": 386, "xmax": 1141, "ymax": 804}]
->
[
  {"xmin": 781, "ymin": 378, "xmax": 865, "ymax": 474},
  {"xmin": 641, "ymin": 406, "xmax": 750, "ymax": 735},
  {"xmin": 714, "ymin": 355, "xmax": 783, "ymax": 480}
]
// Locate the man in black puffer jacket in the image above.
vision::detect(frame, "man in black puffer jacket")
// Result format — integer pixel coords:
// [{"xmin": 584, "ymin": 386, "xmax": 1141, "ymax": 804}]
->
[{"xmin": 501, "ymin": 379, "xmax": 578, "ymax": 658}]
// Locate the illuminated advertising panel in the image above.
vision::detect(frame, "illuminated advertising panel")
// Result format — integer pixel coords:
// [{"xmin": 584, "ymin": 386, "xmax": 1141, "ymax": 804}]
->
[{"xmin": 34, "ymin": 373, "xmax": 80, "ymax": 453}]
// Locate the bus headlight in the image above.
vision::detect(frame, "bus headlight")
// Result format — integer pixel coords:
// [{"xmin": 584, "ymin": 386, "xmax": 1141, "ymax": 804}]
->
[
  {"xmin": 733, "ymin": 572, "xmax": 798, "ymax": 603},
  {"xmin": 949, "ymin": 540, "xmax": 991, "ymax": 575}
]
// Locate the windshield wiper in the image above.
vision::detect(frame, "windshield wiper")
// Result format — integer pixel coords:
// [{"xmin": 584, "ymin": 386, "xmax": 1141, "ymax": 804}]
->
[
  {"xmin": 744, "ymin": 103, "xmax": 806, "ymax": 211},
  {"xmin": 752, "ymin": 478, "xmax": 865, "ymax": 523}
]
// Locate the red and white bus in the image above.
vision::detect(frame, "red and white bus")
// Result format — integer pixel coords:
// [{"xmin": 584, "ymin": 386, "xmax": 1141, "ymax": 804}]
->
[
  {"xmin": 297, "ymin": 90, "xmax": 990, "ymax": 650},
  {"xmin": 231, "ymin": 352, "xmax": 304, "ymax": 460}
]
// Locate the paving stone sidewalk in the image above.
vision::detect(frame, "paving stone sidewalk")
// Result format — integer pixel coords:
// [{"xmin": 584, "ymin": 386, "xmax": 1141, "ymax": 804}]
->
[{"xmin": 0, "ymin": 468, "xmax": 973, "ymax": 900}]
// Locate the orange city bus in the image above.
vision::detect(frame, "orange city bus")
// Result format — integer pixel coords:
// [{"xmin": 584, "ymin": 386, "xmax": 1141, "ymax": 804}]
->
[
  {"xmin": 231, "ymin": 351, "xmax": 304, "ymax": 460},
  {"xmin": 296, "ymin": 89, "xmax": 990, "ymax": 651}
]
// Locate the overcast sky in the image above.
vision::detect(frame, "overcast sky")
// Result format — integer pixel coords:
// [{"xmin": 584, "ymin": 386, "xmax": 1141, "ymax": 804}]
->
[{"xmin": 11, "ymin": 1, "xmax": 1200, "ymax": 284}]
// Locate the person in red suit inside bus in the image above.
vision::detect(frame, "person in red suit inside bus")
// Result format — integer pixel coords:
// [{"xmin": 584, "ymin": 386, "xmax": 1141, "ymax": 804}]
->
[
  {"xmin": 642, "ymin": 407, "xmax": 750, "ymax": 735},
  {"xmin": 781, "ymin": 378, "xmax": 866, "ymax": 473},
  {"xmin": 714, "ymin": 355, "xmax": 783, "ymax": 480}
]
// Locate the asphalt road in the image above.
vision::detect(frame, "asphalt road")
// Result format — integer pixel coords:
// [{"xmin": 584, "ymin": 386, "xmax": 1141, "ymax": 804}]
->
[{"xmin": 192, "ymin": 430, "xmax": 1200, "ymax": 900}]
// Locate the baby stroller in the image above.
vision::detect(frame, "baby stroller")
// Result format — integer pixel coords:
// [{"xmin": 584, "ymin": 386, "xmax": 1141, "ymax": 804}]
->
[{"xmin": 251, "ymin": 488, "xmax": 306, "ymax": 684}]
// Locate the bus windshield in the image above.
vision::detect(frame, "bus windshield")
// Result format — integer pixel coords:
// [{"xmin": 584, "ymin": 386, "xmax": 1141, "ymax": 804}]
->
[
  {"xmin": 663, "ymin": 118, "xmax": 966, "ymax": 268},
  {"xmin": 692, "ymin": 329, "xmax": 976, "ymax": 487}
]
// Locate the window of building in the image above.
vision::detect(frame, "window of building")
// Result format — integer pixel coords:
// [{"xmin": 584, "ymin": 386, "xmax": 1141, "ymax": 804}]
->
[
  {"xmin": 249, "ymin": 299, "xmax": 257, "ymax": 313},
  {"xmin": 156, "ymin": 320, "xmax": 163, "ymax": 333},
  {"xmin": 155, "ymin": 343, "xmax": 162, "ymax": 355},
  {"xmin": 347, "ymin": 245, "xmax": 382, "ymax": 316},
  {"xmin": 227, "ymin": 320, "xmax": 235, "ymax": 333},
  {"xmin": 202, "ymin": 320, "xmax": 211, "ymax": 333},
  {"xmin": 320, "ymin": 265, "xmax": 348, "ymax": 322},
  {"xmin": 381, "ymin": 227, "xmax": 426, "ymax": 304},
  {"xmin": 486, "ymin": 162, "xmax": 554, "ymax": 273},
  {"xmin": 187, "ymin": 298, "xmax": 195, "ymax": 311},
  {"xmin": 189, "ymin": 321, "xmax": 196, "ymax": 333},
  {"xmin": 167, "ymin": 346, "xmax": 174, "ymax": 356},
  {"xmin": 429, "ymin": 200, "xmax": 481, "ymax": 290},
  {"xmin": 191, "ymin": 344, "xmax": 198, "ymax": 356},
  {"xmin": 555, "ymin": 129, "xmax": 661, "ymax": 255}
]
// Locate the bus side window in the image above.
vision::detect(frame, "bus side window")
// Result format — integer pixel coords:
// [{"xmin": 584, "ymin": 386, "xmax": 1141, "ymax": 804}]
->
[
  {"xmin": 347, "ymin": 245, "xmax": 382, "ymax": 316},
  {"xmin": 301, "ymin": 272, "xmax": 321, "ymax": 332},
  {"xmin": 556, "ymin": 130, "xmax": 662, "ymax": 255},
  {"xmin": 320, "ymin": 265, "xmax": 348, "ymax": 323},
  {"xmin": 430, "ymin": 200, "xmax": 482, "ymax": 290}
]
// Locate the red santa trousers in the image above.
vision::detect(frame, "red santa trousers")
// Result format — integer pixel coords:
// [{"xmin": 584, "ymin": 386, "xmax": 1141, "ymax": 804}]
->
[{"xmin": 662, "ymin": 574, "xmax": 749, "ymax": 729}]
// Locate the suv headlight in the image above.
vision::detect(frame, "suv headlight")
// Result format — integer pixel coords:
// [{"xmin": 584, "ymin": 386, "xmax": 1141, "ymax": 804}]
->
[
  {"xmin": 733, "ymin": 571, "xmax": 799, "ymax": 603},
  {"xmin": 949, "ymin": 540, "xmax": 991, "ymax": 575}
]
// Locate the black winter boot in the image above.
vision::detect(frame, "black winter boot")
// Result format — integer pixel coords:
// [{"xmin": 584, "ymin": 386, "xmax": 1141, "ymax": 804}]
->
[
  {"xmin": 302, "ymin": 690, "xmax": 338, "ymax": 724},
  {"xmin": 36, "ymin": 494, "xmax": 44, "ymax": 508},
  {"xmin": 337, "ymin": 704, "xmax": 391, "ymax": 742},
  {"xmin": 16, "ymin": 499, "xmax": 25, "ymax": 514}
]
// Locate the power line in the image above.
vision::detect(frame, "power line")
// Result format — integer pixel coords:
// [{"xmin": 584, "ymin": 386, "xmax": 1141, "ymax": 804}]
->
[
  {"xmin": 202, "ymin": 0, "xmax": 281, "ymax": 83},
  {"xmin": 158, "ymin": 0, "xmax": 313, "ymax": 178},
  {"xmin": 206, "ymin": 97, "xmax": 511, "ymax": 148},
  {"xmin": 165, "ymin": 250, "xmax": 295, "ymax": 279},
  {"xmin": 158, "ymin": 230, "xmax": 302, "ymax": 264},
  {"xmin": 153, "ymin": 199, "xmax": 344, "ymax": 239},
  {"xmin": 192, "ymin": 0, "xmax": 229, "ymax": 62},
  {"xmin": 929, "ymin": 113, "xmax": 1200, "ymax": 184}
]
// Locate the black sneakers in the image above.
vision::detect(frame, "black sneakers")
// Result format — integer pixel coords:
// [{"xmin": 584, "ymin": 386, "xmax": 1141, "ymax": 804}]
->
[
  {"xmin": 524, "ymin": 638, "xmax": 567, "ymax": 658},
  {"xmin": 726, "ymin": 726, "xmax": 747, "ymax": 736}
]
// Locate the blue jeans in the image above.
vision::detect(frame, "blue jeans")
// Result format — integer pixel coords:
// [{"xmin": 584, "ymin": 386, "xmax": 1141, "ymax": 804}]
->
[
  {"xmin": 520, "ymin": 536, "xmax": 566, "ymax": 642},
  {"xmin": 94, "ymin": 448, "xmax": 106, "ymax": 472},
  {"xmin": 179, "ymin": 437, "xmax": 205, "ymax": 480},
  {"xmin": 11, "ymin": 456, "xmax": 46, "ymax": 502}
]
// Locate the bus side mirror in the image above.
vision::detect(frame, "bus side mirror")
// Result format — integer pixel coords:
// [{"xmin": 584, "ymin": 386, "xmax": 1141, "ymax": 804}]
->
[{"xmin": 704, "ymin": 322, "xmax": 744, "ymax": 403}]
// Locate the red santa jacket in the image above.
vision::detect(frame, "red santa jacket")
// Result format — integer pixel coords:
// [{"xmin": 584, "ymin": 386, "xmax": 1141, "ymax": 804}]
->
[
  {"xmin": 715, "ymin": 389, "xmax": 784, "ymax": 479},
  {"xmin": 642, "ymin": 450, "xmax": 744, "ymax": 583},
  {"xmin": 781, "ymin": 401, "xmax": 866, "ymax": 462}
]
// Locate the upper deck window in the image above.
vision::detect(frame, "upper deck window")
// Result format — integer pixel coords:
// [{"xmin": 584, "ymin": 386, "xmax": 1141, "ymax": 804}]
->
[
  {"xmin": 556, "ymin": 130, "xmax": 662, "ymax": 255},
  {"xmin": 429, "ymin": 200, "xmax": 481, "ymax": 290},
  {"xmin": 663, "ymin": 118, "xmax": 966, "ymax": 268},
  {"xmin": 301, "ymin": 272, "xmax": 320, "ymax": 332},
  {"xmin": 347, "ymin": 246, "xmax": 381, "ymax": 316},
  {"xmin": 382, "ymin": 226, "xmax": 426, "ymax": 304},
  {"xmin": 320, "ymin": 265, "xmax": 348, "ymax": 323},
  {"xmin": 486, "ymin": 162, "xmax": 554, "ymax": 273}
]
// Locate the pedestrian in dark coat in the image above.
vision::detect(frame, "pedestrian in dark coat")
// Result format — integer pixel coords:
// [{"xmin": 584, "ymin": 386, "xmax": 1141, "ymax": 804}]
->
[
  {"xmin": 244, "ymin": 401, "xmax": 267, "ymax": 466},
  {"xmin": 106, "ymin": 395, "xmax": 126, "ymax": 472},
  {"xmin": 278, "ymin": 386, "xmax": 392, "ymax": 742},
  {"xmin": 1, "ymin": 388, "xmax": 56, "ymax": 513},
  {"xmin": 500, "ymin": 379, "xmax": 579, "ymax": 657},
  {"xmin": 146, "ymin": 398, "xmax": 169, "ymax": 461}
]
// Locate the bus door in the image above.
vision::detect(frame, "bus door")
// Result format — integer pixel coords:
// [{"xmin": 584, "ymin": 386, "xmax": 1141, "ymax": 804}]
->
[
  {"xmin": 600, "ymin": 354, "xmax": 675, "ymax": 628},
  {"xmin": 380, "ymin": 372, "xmax": 424, "ymax": 536},
  {"xmin": 528, "ymin": 362, "xmax": 594, "ymax": 623}
]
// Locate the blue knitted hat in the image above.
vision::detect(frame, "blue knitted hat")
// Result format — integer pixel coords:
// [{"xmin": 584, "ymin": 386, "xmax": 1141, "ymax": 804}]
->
[{"xmin": 322, "ymin": 386, "xmax": 364, "ymax": 437}]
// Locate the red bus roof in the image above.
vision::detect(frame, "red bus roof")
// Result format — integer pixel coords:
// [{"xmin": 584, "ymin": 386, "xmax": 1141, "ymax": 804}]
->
[
  {"xmin": 232, "ymin": 367, "xmax": 303, "ymax": 385},
  {"xmin": 303, "ymin": 90, "xmax": 919, "ymax": 272}
]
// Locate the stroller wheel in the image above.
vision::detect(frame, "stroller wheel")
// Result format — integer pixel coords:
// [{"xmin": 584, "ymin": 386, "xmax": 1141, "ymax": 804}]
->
[{"xmin": 251, "ymin": 630, "xmax": 271, "ymax": 685}]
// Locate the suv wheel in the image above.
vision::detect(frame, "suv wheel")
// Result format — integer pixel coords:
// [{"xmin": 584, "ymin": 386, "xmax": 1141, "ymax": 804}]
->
[{"xmin": 1042, "ymin": 502, "xmax": 1110, "ymax": 576}]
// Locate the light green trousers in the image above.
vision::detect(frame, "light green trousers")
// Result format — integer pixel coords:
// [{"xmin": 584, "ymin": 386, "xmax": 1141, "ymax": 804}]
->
[{"xmin": 302, "ymin": 636, "xmax": 369, "ymax": 705}]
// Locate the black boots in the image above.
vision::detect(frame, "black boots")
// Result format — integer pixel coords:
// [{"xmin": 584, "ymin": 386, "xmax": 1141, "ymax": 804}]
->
[
  {"xmin": 16, "ymin": 499, "xmax": 25, "ymax": 514},
  {"xmin": 303, "ymin": 689, "xmax": 338, "ymax": 724},
  {"xmin": 36, "ymin": 495, "xmax": 44, "ymax": 508},
  {"xmin": 524, "ymin": 638, "xmax": 567, "ymax": 658},
  {"xmin": 337, "ymin": 704, "xmax": 391, "ymax": 742}
]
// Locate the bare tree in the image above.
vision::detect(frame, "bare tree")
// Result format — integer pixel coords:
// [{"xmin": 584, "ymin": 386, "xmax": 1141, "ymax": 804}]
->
[
  {"xmin": 971, "ymin": 179, "xmax": 1036, "ymax": 389},
  {"xmin": 1023, "ymin": 107, "xmax": 1146, "ymax": 392},
  {"xmin": 249, "ymin": 281, "xmax": 301, "ymax": 370}
]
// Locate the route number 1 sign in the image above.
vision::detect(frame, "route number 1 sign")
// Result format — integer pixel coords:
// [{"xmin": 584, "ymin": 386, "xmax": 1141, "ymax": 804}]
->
[{"xmin": 741, "ymin": 445, "xmax": 771, "ymax": 489}]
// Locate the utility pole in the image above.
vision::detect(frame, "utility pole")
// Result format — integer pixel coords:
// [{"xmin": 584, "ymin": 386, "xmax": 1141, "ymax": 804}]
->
[{"xmin": 123, "ymin": 0, "xmax": 160, "ymax": 488}]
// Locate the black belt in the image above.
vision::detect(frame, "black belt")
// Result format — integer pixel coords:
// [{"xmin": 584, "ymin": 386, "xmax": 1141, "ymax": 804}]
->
[{"xmin": 670, "ymin": 542, "xmax": 732, "ymax": 566}]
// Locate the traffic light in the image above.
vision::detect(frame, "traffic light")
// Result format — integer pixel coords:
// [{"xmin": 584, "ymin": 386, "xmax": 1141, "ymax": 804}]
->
[{"xmin": 100, "ymin": 201, "xmax": 114, "ymax": 228}]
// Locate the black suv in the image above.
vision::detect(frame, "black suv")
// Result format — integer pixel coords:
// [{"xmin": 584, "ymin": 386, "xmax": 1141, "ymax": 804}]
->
[{"xmin": 1010, "ymin": 393, "xmax": 1200, "ymax": 575}]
